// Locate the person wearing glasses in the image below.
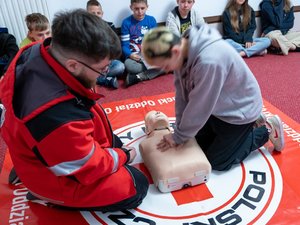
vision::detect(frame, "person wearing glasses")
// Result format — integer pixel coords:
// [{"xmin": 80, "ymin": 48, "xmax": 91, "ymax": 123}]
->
[{"xmin": 0, "ymin": 9, "xmax": 148, "ymax": 212}]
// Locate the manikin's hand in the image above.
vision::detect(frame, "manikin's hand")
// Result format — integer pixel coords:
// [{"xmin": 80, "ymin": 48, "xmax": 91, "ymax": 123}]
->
[
  {"xmin": 157, "ymin": 133, "xmax": 177, "ymax": 152},
  {"xmin": 123, "ymin": 146, "xmax": 137, "ymax": 164}
]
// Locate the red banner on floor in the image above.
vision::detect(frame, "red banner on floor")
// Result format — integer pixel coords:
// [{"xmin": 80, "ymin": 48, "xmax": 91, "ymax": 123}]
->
[{"xmin": 1, "ymin": 92, "xmax": 300, "ymax": 224}]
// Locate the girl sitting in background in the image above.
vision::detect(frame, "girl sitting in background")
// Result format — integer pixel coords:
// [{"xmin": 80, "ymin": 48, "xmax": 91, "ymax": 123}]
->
[
  {"xmin": 222, "ymin": 0, "xmax": 271, "ymax": 57},
  {"xmin": 260, "ymin": 0, "xmax": 300, "ymax": 55}
]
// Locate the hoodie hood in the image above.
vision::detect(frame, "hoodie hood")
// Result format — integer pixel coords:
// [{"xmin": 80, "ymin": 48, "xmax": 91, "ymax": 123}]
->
[{"xmin": 183, "ymin": 24, "xmax": 223, "ymax": 67}]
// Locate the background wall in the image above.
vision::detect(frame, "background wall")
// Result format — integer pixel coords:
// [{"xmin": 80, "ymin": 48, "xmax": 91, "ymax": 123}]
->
[
  {"xmin": 46, "ymin": 0, "xmax": 300, "ymax": 27},
  {"xmin": 0, "ymin": 0, "xmax": 300, "ymax": 45}
]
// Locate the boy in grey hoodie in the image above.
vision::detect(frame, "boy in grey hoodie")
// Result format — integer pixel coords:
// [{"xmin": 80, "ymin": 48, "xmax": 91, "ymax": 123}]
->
[
  {"xmin": 141, "ymin": 25, "xmax": 285, "ymax": 171},
  {"xmin": 166, "ymin": 0, "xmax": 205, "ymax": 36}
]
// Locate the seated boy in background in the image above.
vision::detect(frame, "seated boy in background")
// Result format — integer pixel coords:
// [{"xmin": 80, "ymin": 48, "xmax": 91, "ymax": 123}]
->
[
  {"xmin": 166, "ymin": 0, "xmax": 205, "ymax": 36},
  {"xmin": 86, "ymin": 0, "xmax": 125, "ymax": 89},
  {"xmin": 20, "ymin": 13, "xmax": 51, "ymax": 48},
  {"xmin": 121, "ymin": 0, "xmax": 165, "ymax": 87}
]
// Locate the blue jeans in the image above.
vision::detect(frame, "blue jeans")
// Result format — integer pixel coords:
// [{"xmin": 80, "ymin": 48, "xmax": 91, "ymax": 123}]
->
[
  {"xmin": 107, "ymin": 60, "xmax": 125, "ymax": 77},
  {"xmin": 225, "ymin": 37, "xmax": 271, "ymax": 57}
]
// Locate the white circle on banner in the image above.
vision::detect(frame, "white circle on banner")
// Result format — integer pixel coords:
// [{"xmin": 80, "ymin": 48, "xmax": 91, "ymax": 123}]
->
[{"xmin": 81, "ymin": 120, "xmax": 283, "ymax": 225}]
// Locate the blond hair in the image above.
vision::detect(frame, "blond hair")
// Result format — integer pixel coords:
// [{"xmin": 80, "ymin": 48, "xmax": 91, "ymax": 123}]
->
[
  {"xmin": 25, "ymin": 13, "xmax": 49, "ymax": 31},
  {"xmin": 142, "ymin": 26, "xmax": 181, "ymax": 61}
]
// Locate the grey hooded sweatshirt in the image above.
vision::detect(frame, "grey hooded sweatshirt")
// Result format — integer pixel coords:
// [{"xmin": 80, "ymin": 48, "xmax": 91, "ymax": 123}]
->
[{"xmin": 173, "ymin": 24, "xmax": 263, "ymax": 144}]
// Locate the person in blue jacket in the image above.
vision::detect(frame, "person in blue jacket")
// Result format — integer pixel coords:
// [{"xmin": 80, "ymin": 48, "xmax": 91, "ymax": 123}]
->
[
  {"xmin": 121, "ymin": 0, "xmax": 164, "ymax": 87},
  {"xmin": 260, "ymin": 0, "xmax": 300, "ymax": 55},
  {"xmin": 222, "ymin": 0, "xmax": 271, "ymax": 57}
]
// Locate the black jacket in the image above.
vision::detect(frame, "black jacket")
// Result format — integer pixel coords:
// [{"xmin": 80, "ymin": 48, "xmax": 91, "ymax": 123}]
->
[{"xmin": 0, "ymin": 32, "xmax": 19, "ymax": 76}]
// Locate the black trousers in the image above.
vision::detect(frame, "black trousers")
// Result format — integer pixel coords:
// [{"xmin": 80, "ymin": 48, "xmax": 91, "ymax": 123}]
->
[{"xmin": 195, "ymin": 116, "xmax": 269, "ymax": 171}]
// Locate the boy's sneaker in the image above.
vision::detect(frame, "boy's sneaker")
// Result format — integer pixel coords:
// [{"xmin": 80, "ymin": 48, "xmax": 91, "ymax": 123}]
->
[
  {"xmin": 126, "ymin": 74, "xmax": 141, "ymax": 87},
  {"xmin": 258, "ymin": 49, "xmax": 267, "ymax": 56},
  {"xmin": 96, "ymin": 76, "xmax": 118, "ymax": 89},
  {"xmin": 254, "ymin": 112, "xmax": 267, "ymax": 128},
  {"xmin": 266, "ymin": 115, "xmax": 285, "ymax": 151}
]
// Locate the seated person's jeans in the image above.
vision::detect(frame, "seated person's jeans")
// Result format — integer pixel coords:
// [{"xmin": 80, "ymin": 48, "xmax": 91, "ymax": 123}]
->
[{"xmin": 107, "ymin": 60, "xmax": 125, "ymax": 77}]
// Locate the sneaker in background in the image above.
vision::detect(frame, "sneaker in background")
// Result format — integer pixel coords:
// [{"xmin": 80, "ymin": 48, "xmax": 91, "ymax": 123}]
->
[
  {"xmin": 96, "ymin": 76, "xmax": 118, "ymax": 89},
  {"xmin": 266, "ymin": 115, "xmax": 285, "ymax": 151},
  {"xmin": 258, "ymin": 49, "xmax": 267, "ymax": 56},
  {"xmin": 126, "ymin": 73, "xmax": 141, "ymax": 87}
]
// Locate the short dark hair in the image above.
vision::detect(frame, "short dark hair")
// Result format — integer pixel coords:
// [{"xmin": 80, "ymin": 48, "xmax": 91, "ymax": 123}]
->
[
  {"xmin": 131, "ymin": 0, "xmax": 148, "ymax": 4},
  {"xmin": 51, "ymin": 9, "xmax": 121, "ymax": 62},
  {"xmin": 86, "ymin": 0, "xmax": 101, "ymax": 9}
]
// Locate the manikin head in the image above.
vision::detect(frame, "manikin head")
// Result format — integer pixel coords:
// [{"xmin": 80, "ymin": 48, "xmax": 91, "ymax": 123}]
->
[{"xmin": 144, "ymin": 111, "xmax": 170, "ymax": 135}]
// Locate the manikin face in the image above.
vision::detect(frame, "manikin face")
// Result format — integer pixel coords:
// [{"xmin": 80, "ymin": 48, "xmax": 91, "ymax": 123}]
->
[
  {"xmin": 177, "ymin": 0, "xmax": 195, "ymax": 15},
  {"xmin": 28, "ymin": 26, "xmax": 51, "ymax": 41},
  {"xmin": 130, "ymin": 2, "xmax": 148, "ymax": 21},
  {"xmin": 87, "ymin": 5, "xmax": 103, "ymax": 18},
  {"xmin": 145, "ymin": 111, "xmax": 170, "ymax": 134}
]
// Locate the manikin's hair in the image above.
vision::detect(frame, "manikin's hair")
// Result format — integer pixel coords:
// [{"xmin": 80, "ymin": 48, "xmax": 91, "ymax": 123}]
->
[
  {"xmin": 51, "ymin": 9, "xmax": 120, "ymax": 62},
  {"xmin": 225, "ymin": 0, "xmax": 251, "ymax": 33},
  {"xmin": 142, "ymin": 26, "xmax": 181, "ymax": 61}
]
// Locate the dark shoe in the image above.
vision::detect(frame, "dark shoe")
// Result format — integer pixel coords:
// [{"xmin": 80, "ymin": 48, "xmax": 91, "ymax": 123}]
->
[
  {"xmin": 268, "ymin": 46, "xmax": 282, "ymax": 55},
  {"xmin": 294, "ymin": 47, "xmax": 300, "ymax": 52},
  {"xmin": 126, "ymin": 74, "xmax": 141, "ymax": 87},
  {"xmin": 96, "ymin": 76, "xmax": 118, "ymax": 89},
  {"xmin": 8, "ymin": 167, "xmax": 21, "ymax": 184},
  {"xmin": 136, "ymin": 69, "xmax": 165, "ymax": 80}
]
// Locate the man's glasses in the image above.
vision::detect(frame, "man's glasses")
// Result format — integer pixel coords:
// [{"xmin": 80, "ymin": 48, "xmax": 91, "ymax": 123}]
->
[{"xmin": 76, "ymin": 60, "xmax": 109, "ymax": 77}]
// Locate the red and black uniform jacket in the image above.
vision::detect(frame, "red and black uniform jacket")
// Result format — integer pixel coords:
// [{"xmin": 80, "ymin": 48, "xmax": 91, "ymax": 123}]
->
[{"xmin": 0, "ymin": 39, "xmax": 136, "ymax": 207}]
